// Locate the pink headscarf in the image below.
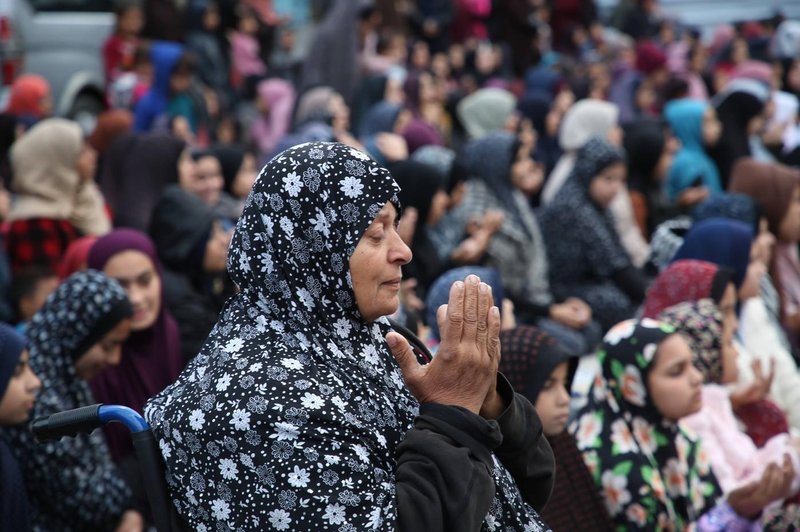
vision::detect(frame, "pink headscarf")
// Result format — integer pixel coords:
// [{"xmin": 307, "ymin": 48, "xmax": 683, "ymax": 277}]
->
[{"xmin": 250, "ymin": 78, "xmax": 296, "ymax": 158}]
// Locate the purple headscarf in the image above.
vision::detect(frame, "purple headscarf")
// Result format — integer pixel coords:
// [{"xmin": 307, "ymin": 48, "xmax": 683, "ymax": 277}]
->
[
  {"xmin": 401, "ymin": 119, "xmax": 443, "ymax": 154},
  {"xmin": 86, "ymin": 228, "xmax": 184, "ymax": 462}
]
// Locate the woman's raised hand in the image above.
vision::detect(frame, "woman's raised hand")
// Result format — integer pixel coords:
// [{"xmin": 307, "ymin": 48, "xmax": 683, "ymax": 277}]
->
[{"xmin": 387, "ymin": 274, "xmax": 500, "ymax": 415}]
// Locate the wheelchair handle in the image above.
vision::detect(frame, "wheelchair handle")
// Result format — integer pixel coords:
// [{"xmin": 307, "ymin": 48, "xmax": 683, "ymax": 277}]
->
[{"xmin": 31, "ymin": 404, "xmax": 148, "ymax": 442}]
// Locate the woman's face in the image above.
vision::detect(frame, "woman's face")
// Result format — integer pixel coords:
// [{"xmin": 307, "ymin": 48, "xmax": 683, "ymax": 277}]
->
[
  {"xmin": 232, "ymin": 153, "xmax": 259, "ymax": 199},
  {"xmin": 510, "ymin": 146, "xmax": 544, "ymax": 197},
  {"xmin": 534, "ymin": 361, "xmax": 571, "ymax": 436},
  {"xmin": 588, "ymin": 161, "xmax": 626, "ymax": 208},
  {"xmin": 779, "ymin": 185, "xmax": 800, "ymax": 242},
  {"xmin": 648, "ymin": 334, "xmax": 703, "ymax": 421},
  {"xmin": 702, "ymin": 107, "xmax": 722, "ymax": 147},
  {"xmin": 103, "ymin": 250, "xmax": 162, "ymax": 330},
  {"xmin": 349, "ymin": 202, "xmax": 412, "ymax": 322},
  {"xmin": 73, "ymin": 318, "xmax": 132, "ymax": 381},
  {"xmin": 0, "ymin": 349, "xmax": 41, "ymax": 425},
  {"xmin": 76, "ymin": 142, "xmax": 98, "ymax": 182},
  {"xmin": 185, "ymin": 155, "xmax": 224, "ymax": 206}
]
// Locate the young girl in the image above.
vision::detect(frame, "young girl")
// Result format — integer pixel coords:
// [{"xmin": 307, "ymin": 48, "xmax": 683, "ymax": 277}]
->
[
  {"xmin": 499, "ymin": 325, "xmax": 614, "ymax": 530},
  {"xmin": 86, "ymin": 229, "xmax": 184, "ymax": 463},
  {"xmin": 4, "ymin": 270, "xmax": 142, "ymax": 531},
  {"xmin": 0, "ymin": 323, "xmax": 41, "ymax": 531},
  {"xmin": 658, "ymin": 299, "xmax": 800, "ymax": 517},
  {"xmin": 571, "ymin": 319, "xmax": 792, "ymax": 530}
]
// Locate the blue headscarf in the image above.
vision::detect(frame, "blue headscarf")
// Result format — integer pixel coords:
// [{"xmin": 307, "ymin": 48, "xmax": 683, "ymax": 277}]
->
[
  {"xmin": 133, "ymin": 41, "xmax": 185, "ymax": 132},
  {"xmin": 692, "ymin": 192, "xmax": 759, "ymax": 231},
  {"xmin": 425, "ymin": 266, "xmax": 505, "ymax": 341},
  {"xmin": 664, "ymin": 99, "xmax": 722, "ymax": 200},
  {"xmin": 671, "ymin": 218, "xmax": 753, "ymax": 287}
]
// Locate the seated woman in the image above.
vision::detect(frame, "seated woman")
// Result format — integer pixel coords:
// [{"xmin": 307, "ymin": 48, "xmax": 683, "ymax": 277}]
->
[
  {"xmin": 4, "ymin": 270, "xmax": 143, "ymax": 531},
  {"xmin": 571, "ymin": 319, "xmax": 794, "ymax": 530},
  {"xmin": 148, "ymin": 187, "xmax": 233, "ymax": 361},
  {"xmin": 144, "ymin": 141, "xmax": 555, "ymax": 530},
  {"xmin": 658, "ymin": 299, "xmax": 800, "ymax": 510},
  {"xmin": 6, "ymin": 118, "xmax": 110, "ymax": 274},
  {"xmin": 663, "ymin": 98, "xmax": 722, "ymax": 206},
  {"xmin": 539, "ymin": 138, "xmax": 648, "ymax": 331},
  {"xmin": 453, "ymin": 131, "xmax": 600, "ymax": 354},
  {"xmin": 86, "ymin": 229, "xmax": 184, "ymax": 463},
  {"xmin": 0, "ymin": 323, "xmax": 41, "ymax": 531},
  {"xmin": 499, "ymin": 325, "xmax": 615, "ymax": 531}
]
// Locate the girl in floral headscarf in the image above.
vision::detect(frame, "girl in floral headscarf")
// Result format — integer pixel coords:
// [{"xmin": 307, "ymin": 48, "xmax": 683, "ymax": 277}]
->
[
  {"xmin": 658, "ymin": 299, "xmax": 800, "ymax": 519},
  {"xmin": 571, "ymin": 319, "xmax": 783, "ymax": 530}
]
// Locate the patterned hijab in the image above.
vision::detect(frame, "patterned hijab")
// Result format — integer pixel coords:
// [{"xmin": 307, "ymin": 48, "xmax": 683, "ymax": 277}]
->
[
  {"xmin": 658, "ymin": 299, "xmax": 725, "ymax": 385},
  {"xmin": 144, "ymin": 141, "xmax": 546, "ymax": 530},
  {"xmin": 538, "ymin": 138, "xmax": 630, "ymax": 286},
  {"xmin": 570, "ymin": 319, "xmax": 721, "ymax": 530},
  {"xmin": 5, "ymin": 270, "xmax": 133, "ymax": 530},
  {"xmin": 642, "ymin": 259, "xmax": 735, "ymax": 318}
]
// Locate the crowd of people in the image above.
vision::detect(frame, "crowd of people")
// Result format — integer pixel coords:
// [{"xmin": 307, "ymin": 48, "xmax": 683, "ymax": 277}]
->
[{"xmin": 1, "ymin": 0, "xmax": 800, "ymax": 529}]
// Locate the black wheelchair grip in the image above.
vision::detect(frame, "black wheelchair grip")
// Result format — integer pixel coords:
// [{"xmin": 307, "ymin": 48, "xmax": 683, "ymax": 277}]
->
[{"xmin": 31, "ymin": 404, "xmax": 103, "ymax": 442}]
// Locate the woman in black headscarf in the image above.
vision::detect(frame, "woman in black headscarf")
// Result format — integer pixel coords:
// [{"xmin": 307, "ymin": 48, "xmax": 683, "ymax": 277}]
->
[
  {"xmin": 711, "ymin": 87, "xmax": 767, "ymax": 187},
  {"xmin": 145, "ymin": 141, "xmax": 555, "ymax": 531},
  {"xmin": 390, "ymin": 159, "xmax": 450, "ymax": 295},
  {"xmin": 149, "ymin": 185, "xmax": 234, "ymax": 360},
  {"xmin": 624, "ymin": 118, "xmax": 680, "ymax": 240}
]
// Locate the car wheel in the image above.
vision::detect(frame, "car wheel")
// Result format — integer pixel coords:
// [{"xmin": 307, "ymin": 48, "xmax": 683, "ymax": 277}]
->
[{"xmin": 67, "ymin": 93, "xmax": 105, "ymax": 135}]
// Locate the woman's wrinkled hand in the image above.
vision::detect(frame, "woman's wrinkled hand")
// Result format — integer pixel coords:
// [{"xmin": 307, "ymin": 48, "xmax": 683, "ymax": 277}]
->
[{"xmin": 387, "ymin": 274, "xmax": 500, "ymax": 415}]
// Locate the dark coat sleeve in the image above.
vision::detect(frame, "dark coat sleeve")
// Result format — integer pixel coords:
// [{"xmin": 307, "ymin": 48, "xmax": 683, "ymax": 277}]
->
[
  {"xmin": 395, "ymin": 403, "xmax": 502, "ymax": 531},
  {"xmin": 492, "ymin": 373, "xmax": 556, "ymax": 512}
]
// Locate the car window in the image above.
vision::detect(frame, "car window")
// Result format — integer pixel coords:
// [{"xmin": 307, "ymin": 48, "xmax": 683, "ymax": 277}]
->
[{"xmin": 25, "ymin": 0, "xmax": 111, "ymax": 12}]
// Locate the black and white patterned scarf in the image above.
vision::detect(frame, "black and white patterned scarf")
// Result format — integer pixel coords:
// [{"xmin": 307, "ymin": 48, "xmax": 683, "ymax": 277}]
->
[
  {"xmin": 145, "ymin": 141, "xmax": 546, "ymax": 531},
  {"xmin": 5, "ymin": 270, "xmax": 134, "ymax": 531}
]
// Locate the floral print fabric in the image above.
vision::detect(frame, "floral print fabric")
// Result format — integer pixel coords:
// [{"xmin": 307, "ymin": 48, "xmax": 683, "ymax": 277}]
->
[
  {"xmin": 570, "ymin": 319, "xmax": 721, "ymax": 531},
  {"xmin": 144, "ymin": 141, "xmax": 546, "ymax": 531},
  {"xmin": 657, "ymin": 299, "xmax": 725, "ymax": 385},
  {"xmin": 4, "ymin": 270, "xmax": 134, "ymax": 531}
]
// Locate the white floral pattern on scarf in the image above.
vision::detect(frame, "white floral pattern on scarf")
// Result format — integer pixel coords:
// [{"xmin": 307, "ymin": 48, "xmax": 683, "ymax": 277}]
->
[{"xmin": 145, "ymin": 142, "xmax": 546, "ymax": 531}]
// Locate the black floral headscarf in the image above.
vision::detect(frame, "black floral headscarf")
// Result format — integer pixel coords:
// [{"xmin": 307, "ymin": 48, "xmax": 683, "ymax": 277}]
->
[
  {"xmin": 570, "ymin": 319, "xmax": 721, "ymax": 530},
  {"xmin": 145, "ymin": 142, "xmax": 546, "ymax": 530},
  {"xmin": 5, "ymin": 270, "xmax": 134, "ymax": 530}
]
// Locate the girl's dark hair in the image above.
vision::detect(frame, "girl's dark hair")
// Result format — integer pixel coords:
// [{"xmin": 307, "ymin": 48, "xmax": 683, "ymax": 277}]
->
[{"xmin": 172, "ymin": 51, "xmax": 196, "ymax": 78}]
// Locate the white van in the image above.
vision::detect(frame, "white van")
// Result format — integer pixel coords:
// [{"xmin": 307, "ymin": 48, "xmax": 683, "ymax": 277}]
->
[{"xmin": 0, "ymin": 0, "xmax": 114, "ymax": 132}]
